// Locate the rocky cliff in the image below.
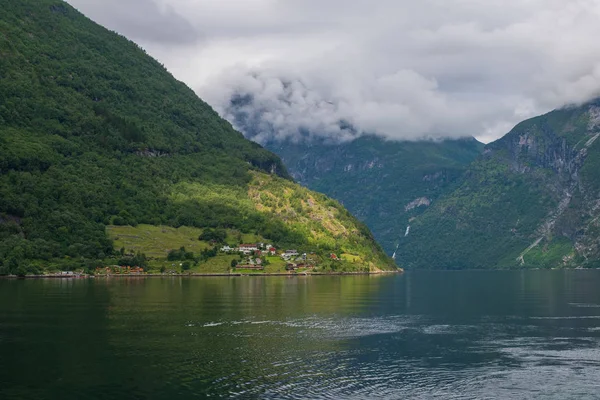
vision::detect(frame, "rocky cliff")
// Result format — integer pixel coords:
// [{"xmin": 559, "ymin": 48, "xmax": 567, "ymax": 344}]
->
[{"xmin": 399, "ymin": 99, "xmax": 600, "ymax": 269}]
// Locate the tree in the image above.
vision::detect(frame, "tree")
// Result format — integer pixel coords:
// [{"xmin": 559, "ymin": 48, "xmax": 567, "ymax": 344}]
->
[
  {"xmin": 168, "ymin": 247, "xmax": 191, "ymax": 261},
  {"xmin": 198, "ymin": 228, "xmax": 227, "ymax": 243}
]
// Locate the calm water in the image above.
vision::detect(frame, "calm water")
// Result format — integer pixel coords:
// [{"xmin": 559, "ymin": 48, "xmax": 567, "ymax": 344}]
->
[{"xmin": 1, "ymin": 271, "xmax": 600, "ymax": 399}]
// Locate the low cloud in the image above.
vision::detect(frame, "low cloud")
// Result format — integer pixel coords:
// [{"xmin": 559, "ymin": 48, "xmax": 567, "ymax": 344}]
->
[
  {"xmin": 68, "ymin": 0, "xmax": 600, "ymax": 143},
  {"xmin": 206, "ymin": 66, "xmax": 504, "ymax": 143}
]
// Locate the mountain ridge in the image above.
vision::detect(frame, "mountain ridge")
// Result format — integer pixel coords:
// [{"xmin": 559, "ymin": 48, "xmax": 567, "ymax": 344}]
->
[
  {"xmin": 249, "ymin": 134, "xmax": 484, "ymax": 255},
  {"xmin": 0, "ymin": 0, "xmax": 394, "ymax": 274},
  {"xmin": 226, "ymin": 87, "xmax": 600, "ymax": 268},
  {"xmin": 398, "ymin": 98, "xmax": 600, "ymax": 269}
]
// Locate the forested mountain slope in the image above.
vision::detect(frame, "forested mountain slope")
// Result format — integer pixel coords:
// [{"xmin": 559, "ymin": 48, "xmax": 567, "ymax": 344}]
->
[
  {"xmin": 264, "ymin": 136, "xmax": 484, "ymax": 254},
  {"xmin": 399, "ymin": 99, "xmax": 600, "ymax": 269},
  {"xmin": 0, "ymin": 0, "xmax": 394, "ymax": 274}
]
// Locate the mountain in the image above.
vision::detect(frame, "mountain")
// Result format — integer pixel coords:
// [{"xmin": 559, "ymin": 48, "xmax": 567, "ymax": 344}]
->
[
  {"xmin": 399, "ymin": 99, "xmax": 600, "ymax": 269},
  {"xmin": 223, "ymin": 87, "xmax": 483, "ymax": 256},
  {"xmin": 244, "ymin": 135, "xmax": 484, "ymax": 255},
  {"xmin": 0, "ymin": 0, "xmax": 394, "ymax": 274}
]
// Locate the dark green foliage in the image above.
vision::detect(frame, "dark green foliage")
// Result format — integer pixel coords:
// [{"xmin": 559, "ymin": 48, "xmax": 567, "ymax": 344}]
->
[
  {"xmin": 399, "ymin": 158, "xmax": 555, "ymax": 269},
  {"xmin": 580, "ymin": 138, "xmax": 600, "ymax": 195},
  {"xmin": 0, "ymin": 0, "xmax": 295, "ymax": 271},
  {"xmin": 265, "ymin": 135, "xmax": 483, "ymax": 254},
  {"xmin": 397, "ymin": 99, "xmax": 600, "ymax": 269},
  {"xmin": 198, "ymin": 228, "xmax": 227, "ymax": 243},
  {"xmin": 118, "ymin": 252, "xmax": 147, "ymax": 268},
  {"xmin": 0, "ymin": 0, "xmax": 397, "ymax": 273},
  {"xmin": 167, "ymin": 247, "xmax": 194, "ymax": 262},
  {"xmin": 199, "ymin": 247, "xmax": 218, "ymax": 261}
]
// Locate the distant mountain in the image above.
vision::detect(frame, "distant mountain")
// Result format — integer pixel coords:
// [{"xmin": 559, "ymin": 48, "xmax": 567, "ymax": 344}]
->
[
  {"xmin": 0, "ymin": 0, "xmax": 394, "ymax": 274},
  {"xmin": 226, "ymin": 66, "xmax": 600, "ymax": 269},
  {"xmin": 258, "ymin": 136, "xmax": 484, "ymax": 256},
  {"xmin": 399, "ymin": 99, "xmax": 600, "ymax": 269}
]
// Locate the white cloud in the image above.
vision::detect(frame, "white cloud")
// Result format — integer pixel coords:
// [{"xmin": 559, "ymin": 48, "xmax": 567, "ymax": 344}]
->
[
  {"xmin": 68, "ymin": 0, "xmax": 200, "ymax": 44},
  {"xmin": 67, "ymin": 0, "xmax": 600, "ymax": 143}
]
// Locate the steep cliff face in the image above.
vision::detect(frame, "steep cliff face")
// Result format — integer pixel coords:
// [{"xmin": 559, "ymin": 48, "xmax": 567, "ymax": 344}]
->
[
  {"xmin": 487, "ymin": 104, "xmax": 599, "ymax": 176},
  {"xmin": 400, "ymin": 99, "xmax": 600, "ymax": 269}
]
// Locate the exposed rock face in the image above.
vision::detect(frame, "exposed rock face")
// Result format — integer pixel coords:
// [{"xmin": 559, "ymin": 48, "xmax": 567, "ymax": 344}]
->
[
  {"xmin": 398, "ymin": 98, "xmax": 600, "ymax": 269},
  {"xmin": 405, "ymin": 197, "xmax": 431, "ymax": 211},
  {"xmin": 498, "ymin": 129, "xmax": 584, "ymax": 176}
]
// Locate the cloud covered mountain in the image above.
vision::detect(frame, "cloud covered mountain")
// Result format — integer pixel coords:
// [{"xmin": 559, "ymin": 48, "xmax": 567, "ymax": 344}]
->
[{"xmin": 67, "ymin": 0, "xmax": 600, "ymax": 144}]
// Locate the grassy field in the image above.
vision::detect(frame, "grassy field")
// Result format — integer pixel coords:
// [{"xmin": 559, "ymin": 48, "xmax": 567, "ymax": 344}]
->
[
  {"xmin": 107, "ymin": 225, "xmax": 209, "ymax": 258},
  {"xmin": 341, "ymin": 253, "xmax": 362, "ymax": 263},
  {"xmin": 148, "ymin": 255, "xmax": 295, "ymax": 274},
  {"xmin": 108, "ymin": 225, "xmax": 268, "ymax": 255},
  {"xmin": 105, "ymin": 224, "xmax": 361, "ymax": 274},
  {"xmin": 107, "ymin": 224, "xmax": 287, "ymax": 273},
  {"xmin": 146, "ymin": 255, "xmax": 239, "ymax": 274}
]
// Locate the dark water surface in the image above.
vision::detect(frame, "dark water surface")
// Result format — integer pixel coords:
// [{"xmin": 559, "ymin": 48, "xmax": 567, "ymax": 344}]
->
[{"xmin": 1, "ymin": 271, "xmax": 600, "ymax": 399}]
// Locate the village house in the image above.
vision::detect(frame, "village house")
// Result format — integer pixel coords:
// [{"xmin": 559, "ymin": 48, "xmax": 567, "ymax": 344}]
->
[
  {"xmin": 255, "ymin": 243, "xmax": 276, "ymax": 255},
  {"xmin": 220, "ymin": 245, "xmax": 235, "ymax": 253},
  {"xmin": 231, "ymin": 243, "xmax": 277, "ymax": 256},
  {"xmin": 293, "ymin": 253, "xmax": 308, "ymax": 262},
  {"xmin": 281, "ymin": 249, "xmax": 299, "ymax": 260},
  {"xmin": 239, "ymin": 244, "xmax": 259, "ymax": 254},
  {"xmin": 286, "ymin": 263, "xmax": 297, "ymax": 271},
  {"xmin": 286, "ymin": 262, "xmax": 315, "ymax": 271}
]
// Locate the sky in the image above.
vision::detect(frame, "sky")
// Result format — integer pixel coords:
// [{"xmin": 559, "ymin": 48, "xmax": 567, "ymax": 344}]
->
[{"xmin": 67, "ymin": 0, "xmax": 600, "ymax": 143}]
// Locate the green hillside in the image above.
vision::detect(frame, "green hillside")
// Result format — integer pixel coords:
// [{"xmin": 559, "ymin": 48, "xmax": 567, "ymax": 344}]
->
[
  {"xmin": 0, "ymin": 0, "xmax": 394, "ymax": 274},
  {"xmin": 263, "ymin": 135, "xmax": 483, "ymax": 254},
  {"xmin": 399, "ymin": 99, "xmax": 600, "ymax": 269}
]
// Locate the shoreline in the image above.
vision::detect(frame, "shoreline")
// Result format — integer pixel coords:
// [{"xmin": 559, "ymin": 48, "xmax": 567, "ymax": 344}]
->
[{"xmin": 0, "ymin": 270, "xmax": 403, "ymax": 279}]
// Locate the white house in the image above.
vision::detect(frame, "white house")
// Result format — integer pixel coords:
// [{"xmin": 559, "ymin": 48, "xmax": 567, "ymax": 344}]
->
[
  {"xmin": 239, "ymin": 244, "xmax": 259, "ymax": 254},
  {"xmin": 281, "ymin": 249, "xmax": 299, "ymax": 260}
]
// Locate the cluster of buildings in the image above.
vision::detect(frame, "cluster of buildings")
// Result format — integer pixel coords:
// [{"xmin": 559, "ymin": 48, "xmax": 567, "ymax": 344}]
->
[
  {"xmin": 285, "ymin": 262, "xmax": 315, "ymax": 271},
  {"xmin": 221, "ymin": 243, "xmax": 325, "ymax": 272},
  {"xmin": 236, "ymin": 256, "xmax": 264, "ymax": 270},
  {"xmin": 220, "ymin": 243, "xmax": 277, "ymax": 256},
  {"xmin": 284, "ymin": 251, "xmax": 318, "ymax": 271},
  {"xmin": 280, "ymin": 249, "xmax": 299, "ymax": 260}
]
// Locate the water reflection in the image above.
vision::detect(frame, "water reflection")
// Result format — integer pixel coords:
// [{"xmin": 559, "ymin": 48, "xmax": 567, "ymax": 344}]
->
[{"xmin": 1, "ymin": 271, "xmax": 600, "ymax": 399}]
